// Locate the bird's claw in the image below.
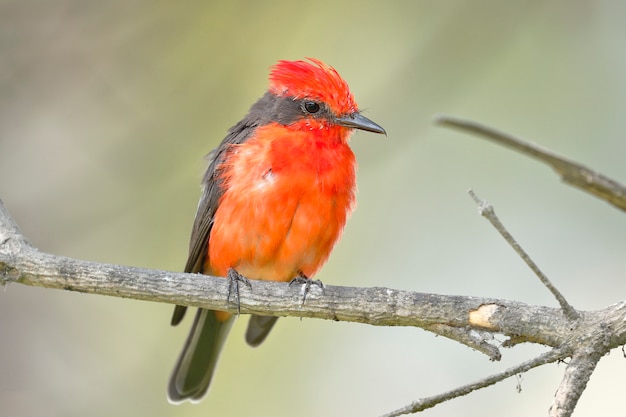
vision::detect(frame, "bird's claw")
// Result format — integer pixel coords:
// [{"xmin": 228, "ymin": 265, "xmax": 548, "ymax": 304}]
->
[
  {"xmin": 289, "ymin": 273, "xmax": 325, "ymax": 306},
  {"xmin": 227, "ymin": 268, "xmax": 252, "ymax": 315}
]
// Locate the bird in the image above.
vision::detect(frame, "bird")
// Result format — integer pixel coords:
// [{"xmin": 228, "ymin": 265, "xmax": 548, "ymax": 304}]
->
[{"xmin": 167, "ymin": 57, "xmax": 385, "ymax": 403}]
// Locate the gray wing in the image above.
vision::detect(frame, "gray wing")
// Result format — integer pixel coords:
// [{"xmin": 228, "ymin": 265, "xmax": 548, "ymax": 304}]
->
[{"xmin": 170, "ymin": 108, "xmax": 265, "ymax": 326}]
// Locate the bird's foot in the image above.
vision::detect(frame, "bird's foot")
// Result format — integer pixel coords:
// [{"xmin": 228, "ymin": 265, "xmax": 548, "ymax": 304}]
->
[
  {"xmin": 227, "ymin": 268, "xmax": 252, "ymax": 315},
  {"xmin": 289, "ymin": 272, "xmax": 325, "ymax": 306}
]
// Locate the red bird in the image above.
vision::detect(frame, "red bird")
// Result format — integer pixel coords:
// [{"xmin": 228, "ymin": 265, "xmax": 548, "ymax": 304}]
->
[{"xmin": 167, "ymin": 58, "xmax": 385, "ymax": 403}]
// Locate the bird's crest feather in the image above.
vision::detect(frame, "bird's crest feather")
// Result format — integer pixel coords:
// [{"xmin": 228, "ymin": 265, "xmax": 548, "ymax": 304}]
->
[{"xmin": 268, "ymin": 58, "xmax": 357, "ymax": 116}]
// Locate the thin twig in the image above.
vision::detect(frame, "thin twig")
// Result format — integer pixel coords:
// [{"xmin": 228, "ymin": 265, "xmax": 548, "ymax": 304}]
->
[
  {"xmin": 381, "ymin": 347, "xmax": 567, "ymax": 417},
  {"xmin": 435, "ymin": 115, "xmax": 626, "ymax": 212},
  {"xmin": 468, "ymin": 190, "xmax": 580, "ymax": 321}
]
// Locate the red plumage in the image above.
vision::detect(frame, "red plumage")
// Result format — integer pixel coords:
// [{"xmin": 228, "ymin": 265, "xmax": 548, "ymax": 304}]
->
[
  {"xmin": 209, "ymin": 122, "xmax": 356, "ymax": 281},
  {"xmin": 269, "ymin": 58, "xmax": 357, "ymax": 116}
]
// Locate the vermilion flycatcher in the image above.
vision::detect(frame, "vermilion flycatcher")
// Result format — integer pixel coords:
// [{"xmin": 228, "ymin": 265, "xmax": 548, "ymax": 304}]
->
[{"xmin": 168, "ymin": 58, "xmax": 385, "ymax": 402}]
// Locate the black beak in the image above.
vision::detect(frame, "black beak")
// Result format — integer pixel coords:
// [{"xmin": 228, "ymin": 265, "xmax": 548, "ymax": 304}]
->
[{"xmin": 336, "ymin": 112, "xmax": 386, "ymax": 135}]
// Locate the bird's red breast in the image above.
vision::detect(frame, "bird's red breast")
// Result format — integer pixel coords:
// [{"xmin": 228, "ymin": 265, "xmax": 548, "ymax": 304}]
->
[
  {"xmin": 207, "ymin": 122, "xmax": 357, "ymax": 282},
  {"xmin": 204, "ymin": 58, "xmax": 372, "ymax": 322}
]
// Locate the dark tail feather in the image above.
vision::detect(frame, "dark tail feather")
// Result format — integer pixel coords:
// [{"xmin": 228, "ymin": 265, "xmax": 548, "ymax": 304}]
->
[
  {"xmin": 245, "ymin": 315, "xmax": 279, "ymax": 347},
  {"xmin": 168, "ymin": 309, "xmax": 235, "ymax": 403},
  {"xmin": 170, "ymin": 305, "xmax": 188, "ymax": 326}
]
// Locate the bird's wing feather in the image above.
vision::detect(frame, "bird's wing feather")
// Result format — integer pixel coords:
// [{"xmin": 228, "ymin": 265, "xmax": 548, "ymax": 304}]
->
[{"xmin": 171, "ymin": 108, "xmax": 265, "ymax": 325}]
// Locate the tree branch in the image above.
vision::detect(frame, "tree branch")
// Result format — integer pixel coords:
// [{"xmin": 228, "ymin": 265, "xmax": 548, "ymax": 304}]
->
[
  {"xmin": 549, "ymin": 350, "xmax": 600, "ymax": 417},
  {"xmin": 431, "ymin": 116, "xmax": 626, "ymax": 417},
  {"xmin": 382, "ymin": 347, "xmax": 567, "ymax": 417},
  {"xmin": 434, "ymin": 115, "xmax": 626, "ymax": 212},
  {"xmin": 0, "ymin": 199, "xmax": 568, "ymax": 345}
]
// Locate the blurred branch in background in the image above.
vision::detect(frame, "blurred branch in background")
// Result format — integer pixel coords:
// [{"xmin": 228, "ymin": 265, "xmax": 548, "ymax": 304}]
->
[
  {"xmin": 2, "ymin": 118, "xmax": 626, "ymax": 417},
  {"xmin": 435, "ymin": 115, "xmax": 626, "ymax": 212}
]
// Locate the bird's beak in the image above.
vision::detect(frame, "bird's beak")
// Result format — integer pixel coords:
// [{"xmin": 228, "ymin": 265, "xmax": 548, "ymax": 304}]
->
[{"xmin": 336, "ymin": 112, "xmax": 386, "ymax": 135}]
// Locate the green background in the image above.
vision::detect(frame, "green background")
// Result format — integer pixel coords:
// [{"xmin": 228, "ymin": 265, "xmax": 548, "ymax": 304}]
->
[{"xmin": 1, "ymin": 1, "xmax": 626, "ymax": 416}]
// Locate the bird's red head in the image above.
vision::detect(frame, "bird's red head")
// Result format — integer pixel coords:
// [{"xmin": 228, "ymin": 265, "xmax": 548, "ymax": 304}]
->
[
  {"xmin": 269, "ymin": 58, "xmax": 357, "ymax": 116},
  {"xmin": 266, "ymin": 58, "xmax": 385, "ymax": 136}
]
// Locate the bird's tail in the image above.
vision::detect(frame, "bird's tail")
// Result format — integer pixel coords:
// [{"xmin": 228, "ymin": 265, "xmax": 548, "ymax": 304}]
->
[
  {"xmin": 168, "ymin": 308, "xmax": 235, "ymax": 403},
  {"xmin": 245, "ymin": 314, "xmax": 279, "ymax": 347}
]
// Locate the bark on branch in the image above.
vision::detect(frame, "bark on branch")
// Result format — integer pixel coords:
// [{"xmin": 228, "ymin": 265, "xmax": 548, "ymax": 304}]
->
[{"xmin": 0, "ymin": 198, "xmax": 573, "ymax": 346}]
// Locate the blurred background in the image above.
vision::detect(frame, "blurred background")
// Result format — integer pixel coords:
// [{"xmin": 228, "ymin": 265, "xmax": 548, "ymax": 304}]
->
[{"xmin": 1, "ymin": 1, "xmax": 626, "ymax": 416}]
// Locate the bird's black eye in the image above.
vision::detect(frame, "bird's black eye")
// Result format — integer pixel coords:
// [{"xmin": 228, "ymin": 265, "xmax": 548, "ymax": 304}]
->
[{"xmin": 303, "ymin": 101, "xmax": 320, "ymax": 114}]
